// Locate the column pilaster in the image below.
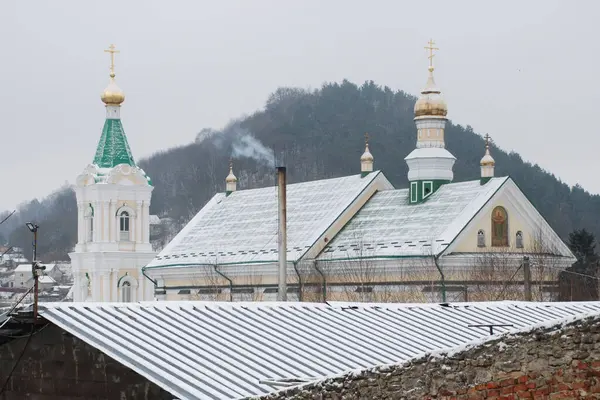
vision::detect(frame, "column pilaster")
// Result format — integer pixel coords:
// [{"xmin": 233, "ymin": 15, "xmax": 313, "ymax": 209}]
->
[{"xmin": 136, "ymin": 201, "xmax": 143, "ymax": 244}]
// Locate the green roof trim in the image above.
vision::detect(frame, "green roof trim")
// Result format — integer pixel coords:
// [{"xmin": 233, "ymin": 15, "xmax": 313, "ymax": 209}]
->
[{"xmin": 93, "ymin": 118, "xmax": 136, "ymax": 168}]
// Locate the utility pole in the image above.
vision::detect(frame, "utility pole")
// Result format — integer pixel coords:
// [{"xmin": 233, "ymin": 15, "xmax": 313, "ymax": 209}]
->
[
  {"xmin": 596, "ymin": 261, "xmax": 600, "ymax": 301},
  {"xmin": 277, "ymin": 167, "xmax": 287, "ymax": 301},
  {"xmin": 523, "ymin": 256, "xmax": 532, "ymax": 301},
  {"xmin": 26, "ymin": 223, "xmax": 45, "ymax": 323}
]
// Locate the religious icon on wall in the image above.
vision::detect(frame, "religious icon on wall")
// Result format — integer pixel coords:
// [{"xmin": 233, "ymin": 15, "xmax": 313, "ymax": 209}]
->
[{"xmin": 491, "ymin": 206, "xmax": 508, "ymax": 246}]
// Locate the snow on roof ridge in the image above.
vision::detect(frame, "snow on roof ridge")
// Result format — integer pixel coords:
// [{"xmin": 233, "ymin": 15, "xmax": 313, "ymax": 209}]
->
[
  {"xmin": 226, "ymin": 172, "xmax": 379, "ymax": 195},
  {"xmin": 39, "ymin": 300, "xmax": 600, "ymax": 311}
]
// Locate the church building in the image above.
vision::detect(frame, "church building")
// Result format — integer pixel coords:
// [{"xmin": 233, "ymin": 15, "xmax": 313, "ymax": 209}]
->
[
  {"xmin": 143, "ymin": 41, "xmax": 575, "ymax": 303},
  {"xmin": 69, "ymin": 45, "xmax": 155, "ymax": 302},
  {"xmin": 69, "ymin": 42, "xmax": 575, "ymax": 303}
]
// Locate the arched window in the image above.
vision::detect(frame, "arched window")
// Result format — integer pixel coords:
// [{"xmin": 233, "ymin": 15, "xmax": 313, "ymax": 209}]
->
[
  {"xmin": 491, "ymin": 206, "xmax": 509, "ymax": 247},
  {"xmin": 119, "ymin": 211, "xmax": 130, "ymax": 241},
  {"xmin": 477, "ymin": 229, "xmax": 486, "ymax": 247},
  {"xmin": 516, "ymin": 231, "xmax": 524, "ymax": 249},
  {"xmin": 85, "ymin": 206, "xmax": 94, "ymax": 242},
  {"xmin": 122, "ymin": 281, "xmax": 132, "ymax": 302},
  {"xmin": 118, "ymin": 274, "xmax": 137, "ymax": 302}
]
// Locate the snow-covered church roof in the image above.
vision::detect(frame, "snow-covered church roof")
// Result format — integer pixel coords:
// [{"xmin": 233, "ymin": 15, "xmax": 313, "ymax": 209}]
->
[
  {"xmin": 146, "ymin": 172, "xmax": 390, "ymax": 268},
  {"xmin": 145, "ymin": 168, "xmax": 574, "ymax": 271},
  {"xmin": 319, "ymin": 177, "xmax": 508, "ymax": 259}
]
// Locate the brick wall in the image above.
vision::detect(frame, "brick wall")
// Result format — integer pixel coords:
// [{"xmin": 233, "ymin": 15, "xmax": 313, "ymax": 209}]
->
[
  {"xmin": 0, "ymin": 324, "xmax": 172, "ymax": 400},
  {"xmin": 257, "ymin": 315, "xmax": 600, "ymax": 399}
]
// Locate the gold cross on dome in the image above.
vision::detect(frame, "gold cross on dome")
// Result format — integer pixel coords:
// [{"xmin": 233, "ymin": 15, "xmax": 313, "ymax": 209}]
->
[
  {"xmin": 365, "ymin": 132, "xmax": 369, "ymax": 145},
  {"xmin": 424, "ymin": 39, "xmax": 439, "ymax": 69},
  {"xmin": 484, "ymin": 133, "xmax": 491, "ymax": 147},
  {"xmin": 104, "ymin": 44, "xmax": 120, "ymax": 76}
]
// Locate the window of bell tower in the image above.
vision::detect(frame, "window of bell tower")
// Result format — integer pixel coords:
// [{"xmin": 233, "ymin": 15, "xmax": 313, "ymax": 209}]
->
[{"xmin": 120, "ymin": 211, "xmax": 130, "ymax": 241}]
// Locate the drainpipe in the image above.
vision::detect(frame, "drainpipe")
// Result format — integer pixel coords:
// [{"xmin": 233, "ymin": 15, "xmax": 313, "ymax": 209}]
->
[
  {"xmin": 214, "ymin": 265, "xmax": 233, "ymax": 302},
  {"xmin": 433, "ymin": 254, "xmax": 446, "ymax": 303},
  {"xmin": 277, "ymin": 166, "xmax": 287, "ymax": 301},
  {"xmin": 141, "ymin": 266, "xmax": 158, "ymax": 287},
  {"xmin": 523, "ymin": 256, "xmax": 532, "ymax": 301},
  {"xmin": 141, "ymin": 266, "xmax": 162, "ymax": 300},
  {"xmin": 292, "ymin": 261, "xmax": 303, "ymax": 302},
  {"xmin": 313, "ymin": 260, "xmax": 327, "ymax": 302}
]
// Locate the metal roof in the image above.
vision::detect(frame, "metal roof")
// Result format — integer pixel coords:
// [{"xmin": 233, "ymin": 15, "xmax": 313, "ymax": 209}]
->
[
  {"xmin": 320, "ymin": 177, "xmax": 508, "ymax": 258},
  {"xmin": 40, "ymin": 301, "xmax": 600, "ymax": 400},
  {"xmin": 146, "ymin": 172, "xmax": 387, "ymax": 268}
]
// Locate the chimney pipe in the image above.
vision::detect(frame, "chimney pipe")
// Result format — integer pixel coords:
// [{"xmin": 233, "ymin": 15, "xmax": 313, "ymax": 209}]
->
[{"xmin": 277, "ymin": 166, "xmax": 287, "ymax": 301}]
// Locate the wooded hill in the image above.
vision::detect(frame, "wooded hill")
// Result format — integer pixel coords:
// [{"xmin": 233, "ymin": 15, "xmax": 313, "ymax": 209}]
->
[{"xmin": 2, "ymin": 80, "xmax": 599, "ymax": 261}]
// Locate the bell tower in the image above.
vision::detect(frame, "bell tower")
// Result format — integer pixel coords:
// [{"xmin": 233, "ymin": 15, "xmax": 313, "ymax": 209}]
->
[{"xmin": 69, "ymin": 45, "xmax": 155, "ymax": 302}]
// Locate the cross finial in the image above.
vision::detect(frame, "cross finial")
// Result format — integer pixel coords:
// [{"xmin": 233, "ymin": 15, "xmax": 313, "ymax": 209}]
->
[
  {"xmin": 484, "ymin": 133, "xmax": 491, "ymax": 148},
  {"xmin": 104, "ymin": 44, "xmax": 120, "ymax": 78},
  {"xmin": 424, "ymin": 39, "xmax": 439, "ymax": 70},
  {"xmin": 229, "ymin": 158, "xmax": 233, "ymax": 171},
  {"xmin": 365, "ymin": 132, "xmax": 369, "ymax": 146}
]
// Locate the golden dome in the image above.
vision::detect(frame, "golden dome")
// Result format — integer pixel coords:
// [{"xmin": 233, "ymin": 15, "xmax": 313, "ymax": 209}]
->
[
  {"xmin": 360, "ymin": 144, "xmax": 373, "ymax": 162},
  {"xmin": 101, "ymin": 75, "xmax": 125, "ymax": 106},
  {"xmin": 414, "ymin": 67, "xmax": 447, "ymax": 118},
  {"xmin": 480, "ymin": 135, "xmax": 495, "ymax": 166},
  {"xmin": 226, "ymin": 161, "xmax": 237, "ymax": 183}
]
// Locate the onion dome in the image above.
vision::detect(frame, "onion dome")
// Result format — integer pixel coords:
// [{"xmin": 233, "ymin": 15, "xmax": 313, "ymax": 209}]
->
[
  {"xmin": 480, "ymin": 134, "xmax": 495, "ymax": 167},
  {"xmin": 414, "ymin": 66, "xmax": 448, "ymax": 118},
  {"xmin": 360, "ymin": 142, "xmax": 373, "ymax": 162},
  {"xmin": 226, "ymin": 159, "xmax": 238, "ymax": 194},
  {"xmin": 101, "ymin": 75, "xmax": 125, "ymax": 106},
  {"xmin": 360, "ymin": 133, "xmax": 374, "ymax": 176},
  {"xmin": 226, "ymin": 161, "xmax": 237, "ymax": 183}
]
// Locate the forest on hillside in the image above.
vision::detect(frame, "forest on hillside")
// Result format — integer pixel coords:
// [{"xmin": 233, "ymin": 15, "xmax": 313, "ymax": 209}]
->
[{"xmin": 2, "ymin": 80, "xmax": 600, "ymax": 261}]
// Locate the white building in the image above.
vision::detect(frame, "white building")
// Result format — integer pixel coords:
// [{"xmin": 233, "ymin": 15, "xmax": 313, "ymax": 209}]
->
[
  {"xmin": 12, "ymin": 264, "xmax": 32, "ymax": 289},
  {"xmin": 68, "ymin": 45, "xmax": 155, "ymax": 302},
  {"xmin": 12, "ymin": 264, "xmax": 57, "ymax": 290}
]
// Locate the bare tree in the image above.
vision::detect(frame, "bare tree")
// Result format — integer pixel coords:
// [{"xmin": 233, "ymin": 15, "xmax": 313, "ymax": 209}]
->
[{"xmin": 454, "ymin": 224, "xmax": 564, "ymax": 301}]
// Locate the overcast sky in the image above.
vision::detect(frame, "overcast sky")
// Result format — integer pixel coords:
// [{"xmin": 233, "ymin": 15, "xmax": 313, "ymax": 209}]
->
[{"xmin": 1, "ymin": 0, "xmax": 598, "ymax": 211}]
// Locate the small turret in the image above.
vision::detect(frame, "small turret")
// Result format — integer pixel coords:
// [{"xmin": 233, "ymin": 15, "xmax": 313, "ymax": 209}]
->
[
  {"xmin": 360, "ymin": 133, "xmax": 374, "ymax": 177},
  {"xmin": 226, "ymin": 159, "xmax": 237, "ymax": 195},
  {"xmin": 480, "ymin": 134, "xmax": 495, "ymax": 185}
]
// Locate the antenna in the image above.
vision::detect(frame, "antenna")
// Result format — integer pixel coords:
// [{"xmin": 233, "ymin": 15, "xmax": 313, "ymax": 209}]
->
[{"xmin": 468, "ymin": 323, "xmax": 514, "ymax": 335}]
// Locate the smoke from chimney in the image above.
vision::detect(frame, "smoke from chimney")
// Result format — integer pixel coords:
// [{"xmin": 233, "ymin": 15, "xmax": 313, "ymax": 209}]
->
[{"xmin": 231, "ymin": 133, "xmax": 275, "ymax": 168}]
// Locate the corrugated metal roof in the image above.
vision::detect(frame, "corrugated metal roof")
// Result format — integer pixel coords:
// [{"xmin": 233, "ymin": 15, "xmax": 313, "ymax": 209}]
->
[
  {"xmin": 146, "ymin": 172, "xmax": 385, "ymax": 267},
  {"xmin": 40, "ymin": 301, "xmax": 600, "ymax": 400},
  {"xmin": 319, "ymin": 177, "xmax": 507, "ymax": 258}
]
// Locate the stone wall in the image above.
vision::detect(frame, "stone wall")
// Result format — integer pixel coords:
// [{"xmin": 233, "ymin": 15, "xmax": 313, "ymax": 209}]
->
[
  {"xmin": 257, "ymin": 315, "xmax": 600, "ymax": 399},
  {"xmin": 0, "ymin": 324, "xmax": 172, "ymax": 400}
]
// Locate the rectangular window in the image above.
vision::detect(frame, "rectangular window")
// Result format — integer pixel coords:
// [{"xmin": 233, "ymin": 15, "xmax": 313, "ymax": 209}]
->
[
  {"xmin": 231, "ymin": 287, "xmax": 254, "ymax": 294},
  {"xmin": 198, "ymin": 288, "xmax": 222, "ymax": 295},
  {"xmin": 410, "ymin": 182, "xmax": 418, "ymax": 203},
  {"xmin": 422, "ymin": 181, "xmax": 433, "ymax": 199},
  {"xmin": 88, "ymin": 219, "xmax": 93, "ymax": 242}
]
